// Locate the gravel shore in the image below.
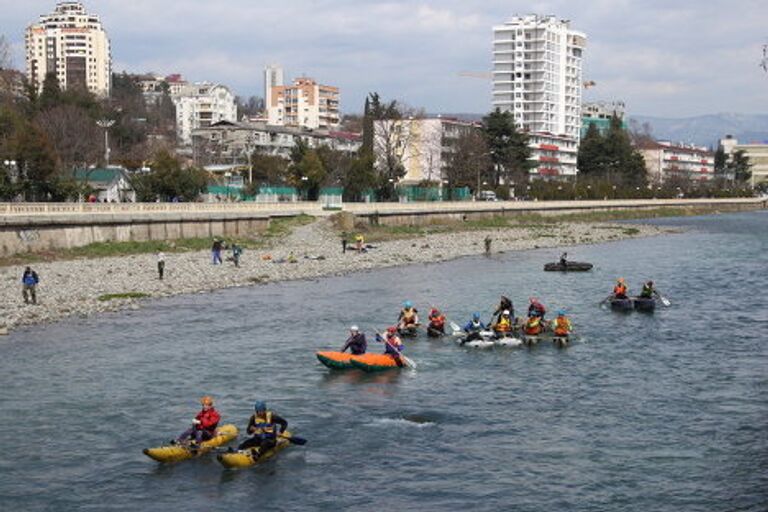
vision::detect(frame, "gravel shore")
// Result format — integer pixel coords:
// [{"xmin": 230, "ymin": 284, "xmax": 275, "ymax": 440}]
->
[{"xmin": 0, "ymin": 220, "xmax": 672, "ymax": 332}]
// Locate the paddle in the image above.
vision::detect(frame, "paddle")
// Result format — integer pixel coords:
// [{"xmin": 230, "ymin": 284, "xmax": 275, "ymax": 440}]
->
[
  {"xmin": 449, "ymin": 320, "xmax": 462, "ymax": 334},
  {"xmin": 599, "ymin": 294, "xmax": 613, "ymax": 307},
  {"xmin": 654, "ymin": 291, "xmax": 671, "ymax": 306},
  {"xmin": 279, "ymin": 433, "xmax": 307, "ymax": 445},
  {"xmin": 375, "ymin": 332, "xmax": 417, "ymax": 369}
]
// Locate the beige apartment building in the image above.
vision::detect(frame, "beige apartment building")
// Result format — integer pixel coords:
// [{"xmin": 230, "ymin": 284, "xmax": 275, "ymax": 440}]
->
[
  {"xmin": 639, "ymin": 141, "xmax": 715, "ymax": 184},
  {"xmin": 720, "ymin": 136, "xmax": 768, "ymax": 187},
  {"xmin": 25, "ymin": 1, "xmax": 111, "ymax": 97},
  {"xmin": 267, "ymin": 77, "xmax": 340, "ymax": 130}
]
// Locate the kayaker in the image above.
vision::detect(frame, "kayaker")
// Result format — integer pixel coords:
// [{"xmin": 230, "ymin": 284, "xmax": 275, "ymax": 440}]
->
[
  {"xmin": 340, "ymin": 325, "xmax": 367, "ymax": 355},
  {"xmin": 381, "ymin": 327, "xmax": 405, "ymax": 364},
  {"xmin": 559, "ymin": 252, "xmax": 568, "ymax": 266},
  {"xmin": 462, "ymin": 313, "xmax": 486, "ymax": 343},
  {"xmin": 639, "ymin": 280, "xmax": 655, "ymax": 299},
  {"xmin": 398, "ymin": 301, "xmax": 419, "ymax": 330},
  {"xmin": 523, "ymin": 315, "xmax": 544, "ymax": 336},
  {"xmin": 528, "ymin": 297, "xmax": 546, "ymax": 319},
  {"xmin": 613, "ymin": 278, "xmax": 628, "ymax": 299},
  {"xmin": 493, "ymin": 296, "xmax": 514, "ymax": 323},
  {"xmin": 551, "ymin": 309, "xmax": 572, "ymax": 338},
  {"xmin": 236, "ymin": 401, "xmax": 288, "ymax": 455},
  {"xmin": 174, "ymin": 396, "xmax": 221, "ymax": 445},
  {"xmin": 427, "ymin": 308, "xmax": 446, "ymax": 336},
  {"xmin": 493, "ymin": 310, "xmax": 513, "ymax": 337}
]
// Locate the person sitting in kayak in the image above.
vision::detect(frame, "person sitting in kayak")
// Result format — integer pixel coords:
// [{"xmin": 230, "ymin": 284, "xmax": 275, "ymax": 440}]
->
[
  {"xmin": 427, "ymin": 308, "xmax": 446, "ymax": 336},
  {"xmin": 528, "ymin": 298, "xmax": 546, "ymax": 319},
  {"xmin": 236, "ymin": 401, "xmax": 288, "ymax": 455},
  {"xmin": 340, "ymin": 325, "xmax": 367, "ymax": 355},
  {"xmin": 523, "ymin": 315, "xmax": 544, "ymax": 336},
  {"xmin": 559, "ymin": 252, "xmax": 568, "ymax": 266},
  {"xmin": 551, "ymin": 310, "xmax": 572, "ymax": 338},
  {"xmin": 398, "ymin": 301, "xmax": 419, "ymax": 330},
  {"xmin": 492, "ymin": 296, "xmax": 514, "ymax": 324},
  {"xmin": 492, "ymin": 310, "xmax": 514, "ymax": 337},
  {"xmin": 174, "ymin": 396, "xmax": 221, "ymax": 446},
  {"xmin": 462, "ymin": 313, "xmax": 486, "ymax": 343},
  {"xmin": 613, "ymin": 278, "xmax": 628, "ymax": 299},
  {"xmin": 639, "ymin": 280, "xmax": 656, "ymax": 299},
  {"xmin": 380, "ymin": 327, "xmax": 405, "ymax": 365}
]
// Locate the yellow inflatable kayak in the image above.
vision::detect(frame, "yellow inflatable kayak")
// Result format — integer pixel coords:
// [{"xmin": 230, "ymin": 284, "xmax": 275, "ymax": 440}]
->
[
  {"xmin": 217, "ymin": 430, "xmax": 293, "ymax": 469},
  {"xmin": 143, "ymin": 424, "xmax": 239, "ymax": 463}
]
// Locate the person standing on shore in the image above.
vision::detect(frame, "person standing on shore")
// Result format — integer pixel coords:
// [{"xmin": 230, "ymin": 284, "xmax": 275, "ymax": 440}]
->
[
  {"xmin": 157, "ymin": 251, "xmax": 165, "ymax": 280},
  {"xmin": 21, "ymin": 267, "xmax": 39, "ymax": 305},
  {"xmin": 484, "ymin": 236, "xmax": 492, "ymax": 255},
  {"xmin": 231, "ymin": 243, "xmax": 242, "ymax": 267},
  {"xmin": 341, "ymin": 231, "xmax": 348, "ymax": 253},
  {"xmin": 211, "ymin": 238, "xmax": 223, "ymax": 265}
]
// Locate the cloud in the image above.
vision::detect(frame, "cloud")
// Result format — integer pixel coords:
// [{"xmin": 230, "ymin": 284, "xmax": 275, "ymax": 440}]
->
[{"xmin": 1, "ymin": 0, "xmax": 767, "ymax": 117}]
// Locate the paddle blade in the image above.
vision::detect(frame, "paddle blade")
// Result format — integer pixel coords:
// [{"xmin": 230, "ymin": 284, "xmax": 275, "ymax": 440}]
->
[
  {"xmin": 286, "ymin": 435, "xmax": 307, "ymax": 445},
  {"xmin": 661, "ymin": 297, "xmax": 671, "ymax": 307},
  {"xmin": 449, "ymin": 321, "xmax": 461, "ymax": 332}
]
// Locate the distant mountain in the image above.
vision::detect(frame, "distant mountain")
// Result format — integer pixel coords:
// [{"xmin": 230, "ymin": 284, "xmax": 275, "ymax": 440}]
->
[{"xmin": 629, "ymin": 113, "xmax": 768, "ymax": 148}]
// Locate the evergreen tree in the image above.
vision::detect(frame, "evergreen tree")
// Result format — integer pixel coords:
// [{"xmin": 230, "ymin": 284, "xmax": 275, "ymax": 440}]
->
[
  {"xmin": 727, "ymin": 149, "xmax": 752, "ymax": 183},
  {"xmin": 714, "ymin": 146, "xmax": 727, "ymax": 176},
  {"xmin": 577, "ymin": 122, "xmax": 605, "ymax": 176},
  {"xmin": 38, "ymin": 72, "xmax": 61, "ymax": 110},
  {"xmin": 481, "ymin": 108, "xmax": 532, "ymax": 186}
]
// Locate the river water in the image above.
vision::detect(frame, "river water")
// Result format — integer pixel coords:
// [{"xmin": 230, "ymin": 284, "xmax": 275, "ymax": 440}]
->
[{"xmin": 1, "ymin": 211, "xmax": 766, "ymax": 511}]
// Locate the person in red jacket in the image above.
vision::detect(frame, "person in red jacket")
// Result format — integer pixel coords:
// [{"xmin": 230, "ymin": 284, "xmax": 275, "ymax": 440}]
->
[{"xmin": 174, "ymin": 396, "xmax": 221, "ymax": 445}]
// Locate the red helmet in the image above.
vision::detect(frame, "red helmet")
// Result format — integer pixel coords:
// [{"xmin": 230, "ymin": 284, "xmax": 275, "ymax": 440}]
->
[
  {"xmin": 387, "ymin": 326, "xmax": 397, "ymax": 334},
  {"xmin": 430, "ymin": 308, "xmax": 439, "ymax": 315}
]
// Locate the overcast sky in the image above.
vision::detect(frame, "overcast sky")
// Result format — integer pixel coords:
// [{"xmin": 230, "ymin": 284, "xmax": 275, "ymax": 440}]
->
[{"xmin": 2, "ymin": 0, "xmax": 767, "ymax": 117}]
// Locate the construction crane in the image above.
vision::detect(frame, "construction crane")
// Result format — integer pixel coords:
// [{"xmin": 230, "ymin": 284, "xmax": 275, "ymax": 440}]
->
[{"xmin": 459, "ymin": 72, "xmax": 597, "ymax": 88}]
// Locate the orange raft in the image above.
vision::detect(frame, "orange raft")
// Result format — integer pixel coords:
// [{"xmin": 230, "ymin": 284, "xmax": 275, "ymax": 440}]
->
[
  {"xmin": 349, "ymin": 353, "xmax": 406, "ymax": 372},
  {"xmin": 316, "ymin": 351, "xmax": 355, "ymax": 369}
]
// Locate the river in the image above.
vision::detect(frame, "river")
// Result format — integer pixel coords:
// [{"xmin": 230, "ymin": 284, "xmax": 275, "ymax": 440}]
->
[{"xmin": 1, "ymin": 211, "xmax": 766, "ymax": 511}]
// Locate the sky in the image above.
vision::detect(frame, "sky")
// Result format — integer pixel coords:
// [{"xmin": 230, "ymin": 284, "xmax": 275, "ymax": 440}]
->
[{"xmin": 2, "ymin": 0, "xmax": 767, "ymax": 118}]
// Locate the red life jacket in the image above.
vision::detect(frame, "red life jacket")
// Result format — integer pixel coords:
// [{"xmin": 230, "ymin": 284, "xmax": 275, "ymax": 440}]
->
[{"xmin": 195, "ymin": 407, "xmax": 221, "ymax": 432}]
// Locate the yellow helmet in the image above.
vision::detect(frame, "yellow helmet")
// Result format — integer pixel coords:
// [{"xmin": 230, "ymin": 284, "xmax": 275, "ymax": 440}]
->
[{"xmin": 200, "ymin": 396, "xmax": 214, "ymax": 406}]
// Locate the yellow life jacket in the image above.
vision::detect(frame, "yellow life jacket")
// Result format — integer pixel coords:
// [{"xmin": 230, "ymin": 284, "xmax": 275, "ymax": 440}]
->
[
  {"xmin": 402, "ymin": 308, "xmax": 416, "ymax": 324},
  {"xmin": 496, "ymin": 317, "xmax": 511, "ymax": 332},
  {"xmin": 250, "ymin": 411, "xmax": 275, "ymax": 436}
]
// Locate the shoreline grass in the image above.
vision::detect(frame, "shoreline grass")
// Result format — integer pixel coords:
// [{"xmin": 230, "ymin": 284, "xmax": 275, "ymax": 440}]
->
[
  {"xmin": 97, "ymin": 292, "xmax": 151, "ymax": 302},
  {"xmin": 0, "ymin": 214, "xmax": 316, "ymax": 268}
]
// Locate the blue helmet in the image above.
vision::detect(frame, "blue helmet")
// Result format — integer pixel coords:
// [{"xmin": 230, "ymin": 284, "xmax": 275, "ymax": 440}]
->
[
  {"xmin": 403, "ymin": 300, "xmax": 413, "ymax": 308},
  {"xmin": 557, "ymin": 309, "xmax": 566, "ymax": 316},
  {"xmin": 254, "ymin": 401, "xmax": 267, "ymax": 412},
  {"xmin": 473, "ymin": 312, "xmax": 481, "ymax": 320}
]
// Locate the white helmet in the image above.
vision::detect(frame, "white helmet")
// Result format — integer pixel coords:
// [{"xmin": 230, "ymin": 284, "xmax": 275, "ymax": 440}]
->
[
  {"xmin": 350, "ymin": 325, "xmax": 359, "ymax": 332},
  {"xmin": 502, "ymin": 310, "xmax": 510, "ymax": 315}
]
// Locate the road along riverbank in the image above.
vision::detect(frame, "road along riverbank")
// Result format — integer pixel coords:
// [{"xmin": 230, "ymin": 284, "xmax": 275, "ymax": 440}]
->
[{"xmin": 0, "ymin": 218, "xmax": 673, "ymax": 332}]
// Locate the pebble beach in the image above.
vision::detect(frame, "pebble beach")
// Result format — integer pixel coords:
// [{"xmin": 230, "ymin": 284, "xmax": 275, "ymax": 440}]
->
[{"xmin": 0, "ymin": 219, "xmax": 673, "ymax": 332}]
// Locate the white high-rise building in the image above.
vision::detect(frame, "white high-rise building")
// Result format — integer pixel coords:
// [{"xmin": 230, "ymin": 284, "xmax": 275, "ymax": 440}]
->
[
  {"xmin": 492, "ymin": 15, "xmax": 586, "ymax": 142},
  {"xmin": 25, "ymin": 1, "xmax": 112, "ymax": 97},
  {"xmin": 173, "ymin": 83, "xmax": 237, "ymax": 145},
  {"xmin": 264, "ymin": 65, "xmax": 284, "ymax": 111}
]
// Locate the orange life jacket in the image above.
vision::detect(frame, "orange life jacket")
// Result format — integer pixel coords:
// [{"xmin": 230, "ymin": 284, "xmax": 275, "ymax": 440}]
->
[
  {"xmin": 613, "ymin": 284, "xmax": 627, "ymax": 296},
  {"xmin": 524, "ymin": 317, "xmax": 542, "ymax": 335},
  {"xmin": 553, "ymin": 317, "xmax": 571, "ymax": 336}
]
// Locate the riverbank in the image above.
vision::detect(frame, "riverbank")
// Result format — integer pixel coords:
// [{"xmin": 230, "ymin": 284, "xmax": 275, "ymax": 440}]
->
[{"xmin": 0, "ymin": 216, "xmax": 676, "ymax": 333}]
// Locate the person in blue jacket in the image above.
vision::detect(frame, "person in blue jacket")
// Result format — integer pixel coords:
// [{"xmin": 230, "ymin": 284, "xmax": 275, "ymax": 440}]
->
[
  {"xmin": 21, "ymin": 267, "xmax": 39, "ymax": 305},
  {"xmin": 461, "ymin": 313, "xmax": 486, "ymax": 343}
]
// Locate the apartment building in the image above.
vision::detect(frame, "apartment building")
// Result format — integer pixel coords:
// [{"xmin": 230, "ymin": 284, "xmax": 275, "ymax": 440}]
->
[
  {"xmin": 191, "ymin": 120, "xmax": 361, "ymax": 167},
  {"xmin": 267, "ymin": 77, "xmax": 340, "ymax": 130},
  {"xmin": 493, "ymin": 15, "xmax": 586, "ymax": 141},
  {"xmin": 372, "ymin": 118, "xmax": 480, "ymax": 185},
  {"xmin": 173, "ymin": 82, "xmax": 237, "ymax": 145},
  {"xmin": 264, "ymin": 65, "xmax": 284, "ymax": 112},
  {"xmin": 25, "ymin": 1, "xmax": 111, "ymax": 96},
  {"xmin": 528, "ymin": 132, "xmax": 579, "ymax": 178},
  {"xmin": 639, "ymin": 141, "xmax": 715, "ymax": 184},
  {"xmin": 720, "ymin": 135, "xmax": 768, "ymax": 187}
]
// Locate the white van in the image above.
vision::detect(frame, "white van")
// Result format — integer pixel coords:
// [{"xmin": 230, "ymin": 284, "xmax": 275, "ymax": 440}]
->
[{"xmin": 477, "ymin": 190, "xmax": 498, "ymax": 201}]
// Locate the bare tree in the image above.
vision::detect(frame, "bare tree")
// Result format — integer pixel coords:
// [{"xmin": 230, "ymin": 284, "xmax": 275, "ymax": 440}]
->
[
  {"xmin": 35, "ymin": 105, "xmax": 102, "ymax": 174},
  {"xmin": 0, "ymin": 35, "xmax": 12, "ymax": 70},
  {"xmin": 628, "ymin": 119, "xmax": 655, "ymax": 147},
  {"xmin": 445, "ymin": 128, "xmax": 492, "ymax": 191}
]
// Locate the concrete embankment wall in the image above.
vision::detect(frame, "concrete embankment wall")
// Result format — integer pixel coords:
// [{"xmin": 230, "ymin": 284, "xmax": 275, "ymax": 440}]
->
[
  {"xmin": 0, "ymin": 198, "xmax": 765, "ymax": 257},
  {"xmin": 344, "ymin": 198, "xmax": 767, "ymax": 227}
]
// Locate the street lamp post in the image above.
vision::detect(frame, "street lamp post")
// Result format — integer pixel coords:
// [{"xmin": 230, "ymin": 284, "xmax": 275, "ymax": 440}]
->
[{"xmin": 96, "ymin": 119, "xmax": 115, "ymax": 167}]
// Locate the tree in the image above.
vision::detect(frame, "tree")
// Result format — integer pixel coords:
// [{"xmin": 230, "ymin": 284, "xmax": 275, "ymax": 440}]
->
[
  {"xmin": 445, "ymin": 128, "xmax": 492, "ymax": 192},
  {"xmin": 130, "ymin": 150, "xmax": 208, "ymax": 201},
  {"xmin": 727, "ymin": 149, "xmax": 752, "ymax": 183},
  {"xmin": 481, "ymin": 108, "xmax": 532, "ymax": 186},
  {"xmin": 0, "ymin": 35, "xmax": 11, "ymax": 70},
  {"xmin": 714, "ymin": 146, "xmax": 727, "ymax": 176},
  {"xmin": 35, "ymin": 105, "xmax": 102, "ymax": 174},
  {"xmin": 341, "ymin": 152, "xmax": 376, "ymax": 201},
  {"xmin": 289, "ymin": 149, "xmax": 326, "ymax": 200},
  {"xmin": 577, "ymin": 115, "xmax": 648, "ymax": 187},
  {"xmin": 577, "ymin": 122, "xmax": 606, "ymax": 176},
  {"xmin": 38, "ymin": 73, "xmax": 62, "ymax": 110},
  {"xmin": 235, "ymin": 96, "xmax": 263, "ymax": 118}
]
